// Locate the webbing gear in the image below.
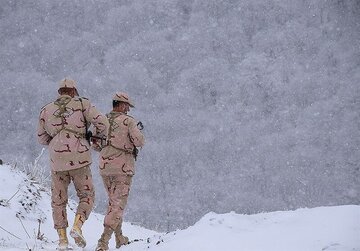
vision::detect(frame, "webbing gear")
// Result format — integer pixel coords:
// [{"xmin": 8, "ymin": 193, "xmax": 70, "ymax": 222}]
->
[
  {"xmin": 108, "ymin": 144, "xmax": 133, "ymax": 155},
  {"xmin": 78, "ymin": 97, "xmax": 92, "ymax": 144},
  {"xmin": 62, "ymin": 128, "xmax": 86, "ymax": 138},
  {"xmin": 106, "ymin": 112, "xmax": 138, "ymax": 159},
  {"xmin": 52, "ymin": 96, "xmax": 86, "ymax": 139},
  {"xmin": 53, "ymin": 96, "xmax": 71, "ymax": 120}
]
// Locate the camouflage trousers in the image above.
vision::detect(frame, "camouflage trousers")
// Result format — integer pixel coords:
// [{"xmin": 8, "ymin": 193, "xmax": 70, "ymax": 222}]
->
[
  {"xmin": 101, "ymin": 174, "xmax": 132, "ymax": 230},
  {"xmin": 51, "ymin": 166, "xmax": 95, "ymax": 229}
]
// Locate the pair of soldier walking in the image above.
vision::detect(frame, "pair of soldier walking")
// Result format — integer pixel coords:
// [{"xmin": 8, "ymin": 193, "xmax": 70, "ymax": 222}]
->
[{"xmin": 37, "ymin": 78, "xmax": 145, "ymax": 251}]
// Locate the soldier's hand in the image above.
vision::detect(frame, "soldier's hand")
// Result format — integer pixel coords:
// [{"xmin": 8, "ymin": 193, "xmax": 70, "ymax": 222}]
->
[
  {"xmin": 91, "ymin": 137, "xmax": 98, "ymax": 144},
  {"xmin": 137, "ymin": 121, "xmax": 144, "ymax": 130},
  {"xmin": 91, "ymin": 142, "xmax": 102, "ymax": 152}
]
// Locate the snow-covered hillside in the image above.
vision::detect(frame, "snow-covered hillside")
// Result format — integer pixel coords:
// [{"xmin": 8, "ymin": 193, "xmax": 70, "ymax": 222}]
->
[{"xmin": 0, "ymin": 164, "xmax": 359, "ymax": 251}]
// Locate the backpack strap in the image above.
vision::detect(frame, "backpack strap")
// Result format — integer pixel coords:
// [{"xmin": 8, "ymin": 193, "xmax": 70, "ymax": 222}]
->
[
  {"xmin": 106, "ymin": 112, "xmax": 118, "ymax": 143},
  {"xmin": 52, "ymin": 97, "xmax": 87, "ymax": 138},
  {"xmin": 106, "ymin": 112, "xmax": 133, "ymax": 154},
  {"xmin": 78, "ymin": 97, "xmax": 88, "ymax": 132}
]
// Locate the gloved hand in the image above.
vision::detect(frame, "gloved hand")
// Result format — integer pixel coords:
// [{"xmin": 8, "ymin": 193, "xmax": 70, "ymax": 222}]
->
[
  {"xmin": 137, "ymin": 121, "xmax": 144, "ymax": 130},
  {"xmin": 91, "ymin": 139, "xmax": 102, "ymax": 152}
]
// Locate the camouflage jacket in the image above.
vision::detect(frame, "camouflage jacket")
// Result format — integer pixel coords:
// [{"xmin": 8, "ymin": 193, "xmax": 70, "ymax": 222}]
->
[
  {"xmin": 99, "ymin": 111, "xmax": 145, "ymax": 176},
  {"xmin": 37, "ymin": 95, "xmax": 109, "ymax": 172}
]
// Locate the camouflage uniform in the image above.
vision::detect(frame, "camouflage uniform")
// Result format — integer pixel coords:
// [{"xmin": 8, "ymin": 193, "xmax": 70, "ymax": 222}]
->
[
  {"xmin": 37, "ymin": 79, "xmax": 109, "ymax": 230},
  {"xmin": 100, "ymin": 109, "xmax": 144, "ymax": 229},
  {"xmin": 95, "ymin": 92, "xmax": 144, "ymax": 250}
]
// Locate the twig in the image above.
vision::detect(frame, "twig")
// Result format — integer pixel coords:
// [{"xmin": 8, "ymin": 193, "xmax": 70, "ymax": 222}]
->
[
  {"xmin": 37, "ymin": 219, "xmax": 41, "ymax": 239},
  {"xmin": 17, "ymin": 214, "xmax": 31, "ymax": 239},
  {"xmin": 0, "ymin": 225, "xmax": 22, "ymax": 240},
  {"xmin": 34, "ymin": 148, "xmax": 45, "ymax": 168},
  {"xmin": 7, "ymin": 188, "xmax": 21, "ymax": 203},
  {"xmin": 37, "ymin": 219, "xmax": 44, "ymax": 240}
]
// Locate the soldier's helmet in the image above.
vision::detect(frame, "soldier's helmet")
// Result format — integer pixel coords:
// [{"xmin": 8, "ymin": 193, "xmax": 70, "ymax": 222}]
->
[
  {"xmin": 59, "ymin": 78, "xmax": 79, "ymax": 96},
  {"xmin": 113, "ymin": 92, "xmax": 135, "ymax": 107}
]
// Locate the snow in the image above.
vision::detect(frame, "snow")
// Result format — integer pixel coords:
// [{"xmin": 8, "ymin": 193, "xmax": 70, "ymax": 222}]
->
[
  {"xmin": 1, "ymin": 0, "xmax": 359, "ymax": 232},
  {"xmin": 0, "ymin": 164, "xmax": 359, "ymax": 251}
]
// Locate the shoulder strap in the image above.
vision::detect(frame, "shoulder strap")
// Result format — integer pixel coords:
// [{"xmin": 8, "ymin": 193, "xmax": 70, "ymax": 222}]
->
[
  {"xmin": 52, "ymin": 97, "xmax": 88, "ymax": 138},
  {"xmin": 106, "ymin": 112, "xmax": 115, "ymax": 139},
  {"xmin": 79, "ymin": 97, "xmax": 92, "ymax": 143},
  {"xmin": 78, "ymin": 97, "xmax": 87, "ymax": 128},
  {"xmin": 106, "ymin": 112, "xmax": 122, "ymax": 144},
  {"xmin": 53, "ymin": 97, "xmax": 71, "ymax": 119}
]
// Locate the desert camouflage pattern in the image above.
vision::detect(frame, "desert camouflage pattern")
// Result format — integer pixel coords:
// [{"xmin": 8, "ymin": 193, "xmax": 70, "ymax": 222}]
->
[
  {"xmin": 51, "ymin": 166, "xmax": 94, "ymax": 229},
  {"xmin": 59, "ymin": 78, "xmax": 77, "ymax": 89},
  {"xmin": 99, "ymin": 111, "xmax": 144, "ymax": 176},
  {"xmin": 37, "ymin": 94, "xmax": 109, "ymax": 172},
  {"xmin": 102, "ymin": 174, "xmax": 132, "ymax": 230},
  {"xmin": 99, "ymin": 111, "xmax": 144, "ymax": 230},
  {"xmin": 113, "ymin": 92, "xmax": 135, "ymax": 107}
]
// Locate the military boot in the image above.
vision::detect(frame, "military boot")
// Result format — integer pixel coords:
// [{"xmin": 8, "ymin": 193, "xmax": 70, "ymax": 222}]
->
[
  {"xmin": 95, "ymin": 226, "xmax": 114, "ymax": 251},
  {"xmin": 114, "ymin": 224, "xmax": 129, "ymax": 248},
  {"xmin": 57, "ymin": 228, "xmax": 69, "ymax": 251},
  {"xmin": 70, "ymin": 214, "xmax": 86, "ymax": 248}
]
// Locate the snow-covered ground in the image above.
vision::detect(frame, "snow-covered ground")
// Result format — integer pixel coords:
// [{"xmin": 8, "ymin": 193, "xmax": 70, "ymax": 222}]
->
[{"xmin": 0, "ymin": 164, "xmax": 359, "ymax": 251}]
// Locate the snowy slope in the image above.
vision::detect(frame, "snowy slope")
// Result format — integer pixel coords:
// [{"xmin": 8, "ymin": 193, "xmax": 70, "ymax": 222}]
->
[
  {"xmin": 0, "ymin": 164, "xmax": 359, "ymax": 251},
  {"xmin": 0, "ymin": 164, "xmax": 157, "ymax": 251}
]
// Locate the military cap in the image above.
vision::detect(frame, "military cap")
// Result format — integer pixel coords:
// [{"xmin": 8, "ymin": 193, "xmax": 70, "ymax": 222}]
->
[
  {"xmin": 58, "ymin": 78, "xmax": 79, "ymax": 96},
  {"xmin": 113, "ymin": 92, "xmax": 135, "ymax": 107},
  {"xmin": 59, "ymin": 78, "xmax": 77, "ymax": 89}
]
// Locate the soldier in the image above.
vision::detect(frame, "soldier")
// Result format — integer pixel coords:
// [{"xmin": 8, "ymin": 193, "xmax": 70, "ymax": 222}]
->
[
  {"xmin": 93, "ymin": 92, "xmax": 145, "ymax": 251},
  {"xmin": 37, "ymin": 78, "xmax": 109, "ymax": 250}
]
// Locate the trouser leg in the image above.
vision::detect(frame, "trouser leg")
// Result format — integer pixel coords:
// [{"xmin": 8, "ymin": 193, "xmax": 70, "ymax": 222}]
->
[
  {"xmin": 70, "ymin": 165, "xmax": 95, "ymax": 220},
  {"xmin": 51, "ymin": 170, "xmax": 71, "ymax": 229},
  {"xmin": 102, "ymin": 175, "xmax": 132, "ymax": 230},
  {"xmin": 69, "ymin": 166, "xmax": 94, "ymax": 248}
]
